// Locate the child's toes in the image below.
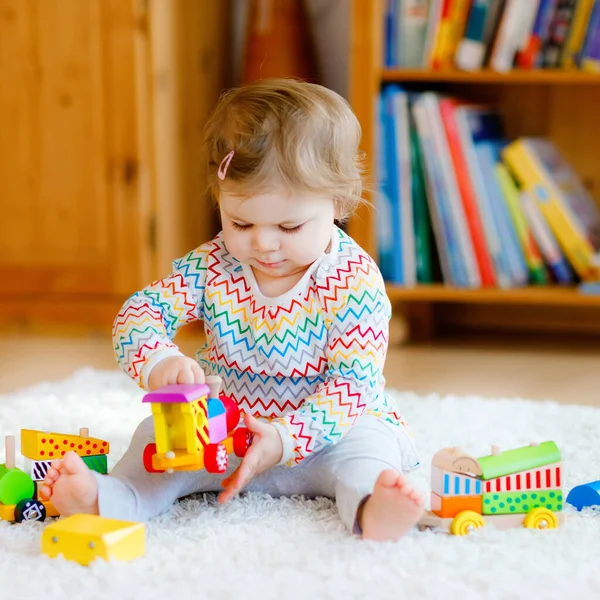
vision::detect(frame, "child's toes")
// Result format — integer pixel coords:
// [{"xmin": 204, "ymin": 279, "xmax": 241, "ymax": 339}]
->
[
  {"xmin": 39, "ymin": 483, "xmax": 52, "ymax": 498},
  {"xmin": 44, "ymin": 465, "xmax": 60, "ymax": 484}
]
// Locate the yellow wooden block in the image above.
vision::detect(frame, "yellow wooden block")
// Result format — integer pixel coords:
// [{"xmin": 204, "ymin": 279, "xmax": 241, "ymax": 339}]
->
[
  {"xmin": 153, "ymin": 449, "xmax": 205, "ymax": 471},
  {"xmin": 42, "ymin": 514, "xmax": 145, "ymax": 566},
  {"xmin": 21, "ymin": 430, "xmax": 110, "ymax": 461},
  {"xmin": 0, "ymin": 503, "xmax": 15, "ymax": 521}
]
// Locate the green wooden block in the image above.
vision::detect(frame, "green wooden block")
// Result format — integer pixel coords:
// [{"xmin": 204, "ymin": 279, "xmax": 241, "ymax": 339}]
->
[
  {"xmin": 482, "ymin": 489, "xmax": 563, "ymax": 515},
  {"xmin": 82, "ymin": 454, "xmax": 108, "ymax": 475},
  {"xmin": 0, "ymin": 465, "xmax": 35, "ymax": 506},
  {"xmin": 478, "ymin": 441, "xmax": 561, "ymax": 480}
]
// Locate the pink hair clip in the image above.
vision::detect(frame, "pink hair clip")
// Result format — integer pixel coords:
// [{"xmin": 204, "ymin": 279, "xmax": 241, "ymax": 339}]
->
[{"xmin": 217, "ymin": 150, "xmax": 235, "ymax": 180}]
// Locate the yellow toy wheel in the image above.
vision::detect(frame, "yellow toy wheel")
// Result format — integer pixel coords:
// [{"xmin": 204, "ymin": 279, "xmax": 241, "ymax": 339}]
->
[
  {"xmin": 450, "ymin": 510, "xmax": 485, "ymax": 536},
  {"xmin": 523, "ymin": 508, "xmax": 558, "ymax": 530}
]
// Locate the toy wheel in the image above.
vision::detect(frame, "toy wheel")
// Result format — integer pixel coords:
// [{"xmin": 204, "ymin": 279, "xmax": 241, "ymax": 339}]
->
[
  {"xmin": 14, "ymin": 498, "xmax": 46, "ymax": 523},
  {"xmin": 450, "ymin": 510, "xmax": 485, "ymax": 536},
  {"xmin": 205, "ymin": 443, "xmax": 228, "ymax": 473},
  {"xmin": 523, "ymin": 508, "xmax": 558, "ymax": 530},
  {"xmin": 142, "ymin": 443, "xmax": 164, "ymax": 473},
  {"xmin": 233, "ymin": 427, "xmax": 252, "ymax": 457},
  {"xmin": 220, "ymin": 394, "xmax": 241, "ymax": 432}
]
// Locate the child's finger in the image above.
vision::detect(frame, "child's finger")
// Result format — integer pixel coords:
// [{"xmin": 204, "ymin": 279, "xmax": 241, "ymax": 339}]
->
[
  {"xmin": 177, "ymin": 366, "xmax": 195, "ymax": 385},
  {"xmin": 190, "ymin": 362, "xmax": 205, "ymax": 383}
]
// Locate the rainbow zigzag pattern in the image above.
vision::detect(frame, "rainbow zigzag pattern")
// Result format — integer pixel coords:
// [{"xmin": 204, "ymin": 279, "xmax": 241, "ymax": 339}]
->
[{"xmin": 113, "ymin": 228, "xmax": 411, "ymax": 464}]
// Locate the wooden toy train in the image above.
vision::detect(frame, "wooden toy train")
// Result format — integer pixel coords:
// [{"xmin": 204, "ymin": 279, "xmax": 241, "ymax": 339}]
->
[
  {"xmin": 0, "ymin": 428, "xmax": 110, "ymax": 523},
  {"xmin": 418, "ymin": 441, "xmax": 565, "ymax": 535},
  {"xmin": 142, "ymin": 377, "xmax": 252, "ymax": 474}
]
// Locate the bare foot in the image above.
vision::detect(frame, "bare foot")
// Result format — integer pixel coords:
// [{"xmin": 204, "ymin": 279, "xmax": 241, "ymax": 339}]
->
[
  {"xmin": 41, "ymin": 451, "xmax": 100, "ymax": 517},
  {"xmin": 360, "ymin": 470, "xmax": 425, "ymax": 541}
]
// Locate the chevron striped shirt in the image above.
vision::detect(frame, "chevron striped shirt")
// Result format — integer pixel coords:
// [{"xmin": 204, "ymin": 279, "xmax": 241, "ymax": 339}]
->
[{"xmin": 113, "ymin": 226, "xmax": 413, "ymax": 465}]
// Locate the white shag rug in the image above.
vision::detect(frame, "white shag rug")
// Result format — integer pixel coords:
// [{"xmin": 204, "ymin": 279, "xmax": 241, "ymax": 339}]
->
[{"xmin": 1, "ymin": 369, "xmax": 600, "ymax": 600}]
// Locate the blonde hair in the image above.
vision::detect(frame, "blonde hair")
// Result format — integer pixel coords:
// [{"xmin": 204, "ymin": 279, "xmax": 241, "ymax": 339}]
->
[{"xmin": 202, "ymin": 78, "xmax": 364, "ymax": 220}]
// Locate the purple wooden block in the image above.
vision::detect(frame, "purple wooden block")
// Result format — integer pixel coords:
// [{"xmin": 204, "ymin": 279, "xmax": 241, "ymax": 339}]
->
[
  {"xmin": 209, "ymin": 413, "xmax": 227, "ymax": 444},
  {"xmin": 142, "ymin": 383, "xmax": 211, "ymax": 404}
]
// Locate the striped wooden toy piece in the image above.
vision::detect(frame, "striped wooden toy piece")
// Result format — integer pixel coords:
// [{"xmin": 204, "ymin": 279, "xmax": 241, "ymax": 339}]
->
[{"xmin": 484, "ymin": 462, "xmax": 561, "ymax": 493}]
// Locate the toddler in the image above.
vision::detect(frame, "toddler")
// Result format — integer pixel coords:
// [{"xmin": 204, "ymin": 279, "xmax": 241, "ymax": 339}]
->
[{"xmin": 42, "ymin": 78, "xmax": 423, "ymax": 541}]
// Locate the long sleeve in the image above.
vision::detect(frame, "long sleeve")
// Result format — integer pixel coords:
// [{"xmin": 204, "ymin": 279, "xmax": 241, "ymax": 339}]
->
[
  {"xmin": 112, "ymin": 245, "xmax": 209, "ymax": 388},
  {"xmin": 272, "ymin": 257, "xmax": 391, "ymax": 465}
]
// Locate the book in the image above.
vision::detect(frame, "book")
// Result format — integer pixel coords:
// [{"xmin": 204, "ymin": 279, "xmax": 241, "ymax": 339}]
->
[
  {"xmin": 455, "ymin": 0, "xmax": 506, "ymax": 70},
  {"xmin": 397, "ymin": 0, "xmax": 431, "ymax": 67},
  {"xmin": 502, "ymin": 138, "xmax": 600, "ymax": 281},
  {"xmin": 538, "ymin": 0, "xmax": 578, "ymax": 68},
  {"xmin": 516, "ymin": 0, "xmax": 559, "ymax": 68},
  {"xmin": 413, "ymin": 95, "xmax": 469, "ymax": 286},
  {"xmin": 453, "ymin": 104, "xmax": 513, "ymax": 287},
  {"xmin": 391, "ymin": 88, "xmax": 417, "ymax": 285},
  {"xmin": 489, "ymin": 0, "xmax": 541, "ymax": 72},
  {"xmin": 495, "ymin": 163, "xmax": 548, "ymax": 284},
  {"xmin": 520, "ymin": 190, "xmax": 574, "ymax": 284},
  {"xmin": 375, "ymin": 91, "xmax": 399, "ymax": 282},
  {"xmin": 581, "ymin": 0, "xmax": 600, "ymax": 71},
  {"xmin": 439, "ymin": 98, "xmax": 496, "ymax": 286},
  {"xmin": 430, "ymin": 0, "xmax": 472, "ymax": 69},
  {"xmin": 409, "ymin": 113, "xmax": 435, "ymax": 283},
  {"xmin": 561, "ymin": 0, "xmax": 596, "ymax": 68}
]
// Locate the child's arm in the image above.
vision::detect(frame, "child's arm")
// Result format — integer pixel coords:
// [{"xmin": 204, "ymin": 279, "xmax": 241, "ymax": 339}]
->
[
  {"xmin": 273, "ymin": 257, "xmax": 391, "ymax": 465},
  {"xmin": 112, "ymin": 245, "xmax": 209, "ymax": 388}
]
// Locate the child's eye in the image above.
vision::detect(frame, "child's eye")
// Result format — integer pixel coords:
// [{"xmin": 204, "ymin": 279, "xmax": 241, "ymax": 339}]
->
[
  {"xmin": 231, "ymin": 222, "xmax": 251, "ymax": 231},
  {"xmin": 279, "ymin": 224, "xmax": 303, "ymax": 234}
]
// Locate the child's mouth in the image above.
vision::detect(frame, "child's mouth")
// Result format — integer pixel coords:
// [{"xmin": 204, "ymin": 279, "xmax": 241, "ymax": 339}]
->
[{"xmin": 256, "ymin": 259, "xmax": 285, "ymax": 269}]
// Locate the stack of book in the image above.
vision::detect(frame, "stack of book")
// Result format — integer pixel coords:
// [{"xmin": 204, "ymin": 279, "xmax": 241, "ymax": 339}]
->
[
  {"xmin": 384, "ymin": 0, "xmax": 600, "ymax": 73},
  {"xmin": 376, "ymin": 87, "xmax": 600, "ymax": 288}
]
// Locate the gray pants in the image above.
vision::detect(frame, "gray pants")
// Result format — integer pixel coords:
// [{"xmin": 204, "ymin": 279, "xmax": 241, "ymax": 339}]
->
[{"xmin": 95, "ymin": 414, "xmax": 419, "ymax": 533}]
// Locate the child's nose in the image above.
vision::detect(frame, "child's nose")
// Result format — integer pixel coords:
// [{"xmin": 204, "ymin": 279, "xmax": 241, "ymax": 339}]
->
[{"xmin": 252, "ymin": 229, "xmax": 280, "ymax": 252}]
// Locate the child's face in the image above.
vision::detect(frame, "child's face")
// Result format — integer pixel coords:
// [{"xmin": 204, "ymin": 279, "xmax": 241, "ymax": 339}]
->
[{"xmin": 219, "ymin": 187, "xmax": 336, "ymax": 280}]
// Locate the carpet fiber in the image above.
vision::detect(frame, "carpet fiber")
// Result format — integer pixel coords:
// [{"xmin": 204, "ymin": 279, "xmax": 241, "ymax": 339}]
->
[{"xmin": 1, "ymin": 368, "xmax": 599, "ymax": 600}]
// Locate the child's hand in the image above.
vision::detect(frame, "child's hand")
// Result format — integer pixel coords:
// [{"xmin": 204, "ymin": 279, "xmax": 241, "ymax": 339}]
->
[
  {"xmin": 147, "ymin": 356, "xmax": 205, "ymax": 390},
  {"xmin": 218, "ymin": 414, "xmax": 284, "ymax": 504}
]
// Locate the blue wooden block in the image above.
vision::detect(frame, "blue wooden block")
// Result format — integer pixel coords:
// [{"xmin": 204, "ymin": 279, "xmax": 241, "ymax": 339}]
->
[
  {"xmin": 566, "ymin": 480, "xmax": 600, "ymax": 511},
  {"xmin": 207, "ymin": 398, "xmax": 225, "ymax": 419}
]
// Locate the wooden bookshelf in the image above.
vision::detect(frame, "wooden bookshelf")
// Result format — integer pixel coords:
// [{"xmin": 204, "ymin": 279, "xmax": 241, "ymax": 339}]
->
[
  {"xmin": 381, "ymin": 69, "xmax": 600, "ymax": 85},
  {"xmin": 347, "ymin": 0, "xmax": 600, "ymax": 340},
  {"xmin": 386, "ymin": 285, "xmax": 600, "ymax": 307}
]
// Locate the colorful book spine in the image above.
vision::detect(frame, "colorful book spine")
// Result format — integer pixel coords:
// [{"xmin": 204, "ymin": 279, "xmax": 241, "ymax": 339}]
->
[
  {"xmin": 409, "ymin": 113, "xmax": 434, "ymax": 283},
  {"xmin": 413, "ymin": 96, "xmax": 468, "ymax": 286},
  {"xmin": 489, "ymin": 0, "xmax": 540, "ymax": 72},
  {"xmin": 454, "ymin": 106, "xmax": 513, "ymax": 287},
  {"xmin": 561, "ymin": 0, "xmax": 596, "ymax": 67},
  {"xmin": 475, "ymin": 141, "xmax": 529, "ymax": 287},
  {"xmin": 384, "ymin": 0, "xmax": 398, "ymax": 67},
  {"xmin": 439, "ymin": 98, "xmax": 496, "ymax": 286},
  {"xmin": 376, "ymin": 92, "xmax": 399, "ymax": 282},
  {"xmin": 423, "ymin": 0, "xmax": 445, "ymax": 67},
  {"xmin": 391, "ymin": 89, "xmax": 417, "ymax": 285},
  {"xmin": 397, "ymin": 0, "xmax": 431, "ymax": 67},
  {"xmin": 422, "ymin": 94, "xmax": 481, "ymax": 287},
  {"xmin": 431, "ymin": 0, "xmax": 472, "ymax": 69},
  {"xmin": 519, "ymin": 190, "xmax": 574, "ymax": 284},
  {"xmin": 539, "ymin": 0, "xmax": 578, "ymax": 68},
  {"xmin": 581, "ymin": 0, "xmax": 600, "ymax": 71},
  {"xmin": 502, "ymin": 138, "xmax": 600, "ymax": 281},
  {"xmin": 495, "ymin": 163, "xmax": 547, "ymax": 284},
  {"xmin": 455, "ymin": 0, "xmax": 494, "ymax": 70},
  {"xmin": 516, "ymin": 0, "xmax": 558, "ymax": 68}
]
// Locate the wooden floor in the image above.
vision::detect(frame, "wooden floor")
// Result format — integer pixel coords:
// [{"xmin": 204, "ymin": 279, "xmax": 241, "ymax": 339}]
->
[{"xmin": 0, "ymin": 333, "xmax": 598, "ymax": 406}]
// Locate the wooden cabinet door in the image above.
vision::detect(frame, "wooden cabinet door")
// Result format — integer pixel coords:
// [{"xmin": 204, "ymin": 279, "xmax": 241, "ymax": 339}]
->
[
  {"xmin": 0, "ymin": 0, "xmax": 152, "ymax": 327},
  {"xmin": 0, "ymin": 0, "xmax": 230, "ymax": 330}
]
